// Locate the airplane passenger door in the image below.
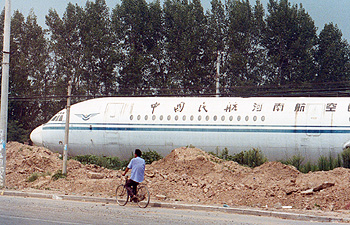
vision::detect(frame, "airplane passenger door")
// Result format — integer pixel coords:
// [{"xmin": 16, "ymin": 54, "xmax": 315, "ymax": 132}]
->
[
  {"xmin": 105, "ymin": 103, "xmax": 125, "ymax": 122},
  {"xmin": 104, "ymin": 103, "xmax": 125, "ymax": 146},
  {"xmin": 306, "ymin": 104, "xmax": 323, "ymax": 136}
]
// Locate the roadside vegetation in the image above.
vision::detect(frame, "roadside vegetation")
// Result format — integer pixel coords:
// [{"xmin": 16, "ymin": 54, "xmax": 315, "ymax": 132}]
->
[
  {"xmin": 209, "ymin": 148, "xmax": 267, "ymax": 168},
  {"xmin": 26, "ymin": 171, "xmax": 52, "ymax": 182},
  {"xmin": 279, "ymin": 148, "xmax": 350, "ymax": 173},
  {"xmin": 70, "ymin": 147, "xmax": 350, "ymax": 174},
  {"xmin": 212, "ymin": 147, "xmax": 350, "ymax": 173},
  {"xmin": 72, "ymin": 150, "xmax": 163, "ymax": 170}
]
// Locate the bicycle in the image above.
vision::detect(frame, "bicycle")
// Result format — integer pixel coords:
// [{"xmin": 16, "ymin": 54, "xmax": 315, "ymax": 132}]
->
[{"xmin": 116, "ymin": 175, "xmax": 150, "ymax": 208}]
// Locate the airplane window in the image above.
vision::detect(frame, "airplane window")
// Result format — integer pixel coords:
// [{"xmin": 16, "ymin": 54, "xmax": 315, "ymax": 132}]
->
[
  {"xmin": 213, "ymin": 115, "xmax": 217, "ymax": 121},
  {"xmin": 175, "ymin": 115, "xmax": 179, "ymax": 121},
  {"xmin": 182, "ymin": 115, "xmax": 186, "ymax": 121},
  {"xmin": 145, "ymin": 115, "xmax": 148, "ymax": 120},
  {"xmin": 206, "ymin": 115, "xmax": 210, "ymax": 121},
  {"xmin": 152, "ymin": 115, "xmax": 156, "ymax": 120},
  {"xmin": 261, "ymin": 116, "xmax": 265, "ymax": 121},
  {"xmin": 198, "ymin": 115, "xmax": 202, "ymax": 121},
  {"xmin": 221, "ymin": 116, "xmax": 225, "ymax": 121},
  {"xmin": 167, "ymin": 115, "xmax": 171, "ymax": 120},
  {"xmin": 229, "ymin": 116, "xmax": 233, "ymax": 121},
  {"xmin": 245, "ymin": 116, "xmax": 249, "ymax": 121},
  {"xmin": 51, "ymin": 116, "xmax": 57, "ymax": 121},
  {"xmin": 237, "ymin": 116, "xmax": 241, "ymax": 121},
  {"xmin": 130, "ymin": 115, "xmax": 134, "ymax": 120},
  {"xmin": 58, "ymin": 115, "xmax": 63, "ymax": 121},
  {"xmin": 160, "ymin": 115, "xmax": 163, "ymax": 121},
  {"xmin": 190, "ymin": 115, "xmax": 194, "ymax": 121},
  {"xmin": 253, "ymin": 116, "xmax": 257, "ymax": 121},
  {"xmin": 137, "ymin": 115, "xmax": 141, "ymax": 120}
]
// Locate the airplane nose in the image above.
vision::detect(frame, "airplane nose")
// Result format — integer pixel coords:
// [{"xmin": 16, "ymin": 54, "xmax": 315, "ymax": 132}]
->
[{"xmin": 30, "ymin": 125, "xmax": 43, "ymax": 146}]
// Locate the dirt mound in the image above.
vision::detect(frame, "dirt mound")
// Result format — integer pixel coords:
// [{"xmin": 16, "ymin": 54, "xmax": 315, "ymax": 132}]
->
[
  {"xmin": 4, "ymin": 142, "xmax": 350, "ymax": 213},
  {"xmin": 6, "ymin": 142, "xmax": 120, "ymax": 197}
]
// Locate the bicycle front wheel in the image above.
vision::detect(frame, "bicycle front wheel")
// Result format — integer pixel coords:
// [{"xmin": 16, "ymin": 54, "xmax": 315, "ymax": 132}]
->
[
  {"xmin": 136, "ymin": 185, "xmax": 150, "ymax": 208},
  {"xmin": 116, "ymin": 184, "xmax": 128, "ymax": 206}
]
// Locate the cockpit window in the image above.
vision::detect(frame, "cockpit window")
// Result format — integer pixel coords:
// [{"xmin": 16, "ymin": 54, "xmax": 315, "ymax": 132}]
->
[{"xmin": 50, "ymin": 111, "xmax": 65, "ymax": 122}]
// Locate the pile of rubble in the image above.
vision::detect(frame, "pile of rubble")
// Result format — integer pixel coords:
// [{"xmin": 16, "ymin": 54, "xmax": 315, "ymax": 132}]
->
[{"xmin": 5, "ymin": 142, "xmax": 350, "ymax": 213}]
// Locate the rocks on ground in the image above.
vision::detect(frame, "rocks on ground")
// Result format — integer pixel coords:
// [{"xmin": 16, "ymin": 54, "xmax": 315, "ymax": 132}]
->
[{"xmin": 5, "ymin": 142, "xmax": 350, "ymax": 214}]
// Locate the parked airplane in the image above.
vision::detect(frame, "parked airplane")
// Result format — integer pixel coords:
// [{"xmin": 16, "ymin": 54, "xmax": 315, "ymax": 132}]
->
[{"xmin": 30, "ymin": 97, "xmax": 350, "ymax": 161}]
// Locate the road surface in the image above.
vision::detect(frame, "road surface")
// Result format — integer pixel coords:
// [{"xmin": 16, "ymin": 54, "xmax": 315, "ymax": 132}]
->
[{"xmin": 0, "ymin": 195, "xmax": 347, "ymax": 225}]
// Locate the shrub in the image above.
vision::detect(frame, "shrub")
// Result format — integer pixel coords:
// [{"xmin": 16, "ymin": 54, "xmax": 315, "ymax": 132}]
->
[
  {"xmin": 142, "ymin": 150, "xmax": 163, "ymax": 164},
  {"xmin": 316, "ymin": 153, "xmax": 341, "ymax": 171},
  {"xmin": 213, "ymin": 148, "xmax": 267, "ymax": 168},
  {"xmin": 229, "ymin": 151, "xmax": 245, "ymax": 164},
  {"xmin": 318, "ymin": 155, "xmax": 330, "ymax": 171},
  {"xmin": 279, "ymin": 154, "xmax": 304, "ymax": 171},
  {"xmin": 73, "ymin": 155, "xmax": 128, "ymax": 170},
  {"xmin": 27, "ymin": 173, "xmax": 39, "ymax": 182},
  {"xmin": 52, "ymin": 170, "xmax": 67, "ymax": 181},
  {"xmin": 342, "ymin": 147, "xmax": 350, "ymax": 168},
  {"xmin": 300, "ymin": 161, "xmax": 314, "ymax": 173},
  {"xmin": 242, "ymin": 148, "xmax": 267, "ymax": 168}
]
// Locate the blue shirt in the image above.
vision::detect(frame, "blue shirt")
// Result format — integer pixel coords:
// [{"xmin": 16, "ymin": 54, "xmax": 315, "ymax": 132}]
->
[{"xmin": 127, "ymin": 156, "xmax": 145, "ymax": 183}]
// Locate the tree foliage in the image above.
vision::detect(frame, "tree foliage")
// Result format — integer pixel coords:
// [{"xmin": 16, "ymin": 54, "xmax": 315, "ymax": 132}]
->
[
  {"xmin": 263, "ymin": 0, "xmax": 317, "ymax": 85},
  {"xmin": 0, "ymin": 0, "xmax": 350, "ymax": 142},
  {"xmin": 316, "ymin": 23, "xmax": 350, "ymax": 84}
]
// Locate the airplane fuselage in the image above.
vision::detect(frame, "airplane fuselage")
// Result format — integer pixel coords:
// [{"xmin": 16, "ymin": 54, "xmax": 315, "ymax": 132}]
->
[{"xmin": 30, "ymin": 97, "xmax": 350, "ymax": 161}]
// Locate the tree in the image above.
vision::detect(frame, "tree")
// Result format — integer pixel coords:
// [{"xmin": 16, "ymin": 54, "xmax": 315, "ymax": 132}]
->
[
  {"xmin": 22, "ymin": 11, "xmax": 52, "ymax": 127},
  {"xmin": 223, "ymin": 0, "xmax": 267, "ymax": 95},
  {"xmin": 263, "ymin": 0, "xmax": 317, "ymax": 86},
  {"xmin": 206, "ymin": 0, "xmax": 227, "ymax": 95},
  {"xmin": 146, "ymin": 0, "xmax": 170, "ymax": 95},
  {"xmin": 80, "ymin": 0, "xmax": 117, "ymax": 96},
  {"xmin": 207, "ymin": 0, "xmax": 226, "ymax": 53},
  {"xmin": 112, "ymin": 0, "xmax": 158, "ymax": 95},
  {"xmin": 46, "ymin": 3, "xmax": 85, "ymax": 98},
  {"xmin": 315, "ymin": 23, "xmax": 350, "ymax": 85},
  {"xmin": 47, "ymin": 0, "xmax": 117, "ymax": 98},
  {"xmin": 164, "ymin": 0, "xmax": 212, "ymax": 95},
  {"xmin": 5, "ymin": 10, "xmax": 51, "ymax": 141}
]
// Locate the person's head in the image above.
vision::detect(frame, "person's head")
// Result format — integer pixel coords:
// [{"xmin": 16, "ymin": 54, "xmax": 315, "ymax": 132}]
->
[{"xmin": 135, "ymin": 149, "xmax": 142, "ymax": 157}]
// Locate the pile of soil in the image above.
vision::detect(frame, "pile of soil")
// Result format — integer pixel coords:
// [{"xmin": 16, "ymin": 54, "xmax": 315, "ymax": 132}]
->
[{"xmin": 4, "ymin": 142, "xmax": 350, "ymax": 215}]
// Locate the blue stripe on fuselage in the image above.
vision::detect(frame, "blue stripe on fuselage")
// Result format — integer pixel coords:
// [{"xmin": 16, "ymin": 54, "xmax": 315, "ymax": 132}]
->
[{"xmin": 42, "ymin": 123, "xmax": 350, "ymax": 134}]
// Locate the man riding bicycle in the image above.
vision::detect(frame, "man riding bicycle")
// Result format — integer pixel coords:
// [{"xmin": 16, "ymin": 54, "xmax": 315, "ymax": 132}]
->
[{"xmin": 122, "ymin": 149, "xmax": 145, "ymax": 202}]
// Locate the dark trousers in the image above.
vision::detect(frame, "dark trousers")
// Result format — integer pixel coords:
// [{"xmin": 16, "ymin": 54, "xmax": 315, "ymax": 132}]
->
[{"xmin": 126, "ymin": 179, "xmax": 139, "ymax": 197}]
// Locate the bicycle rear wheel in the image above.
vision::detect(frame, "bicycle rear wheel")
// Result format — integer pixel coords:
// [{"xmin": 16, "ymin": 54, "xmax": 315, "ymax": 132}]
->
[
  {"xmin": 136, "ymin": 185, "xmax": 150, "ymax": 208},
  {"xmin": 116, "ymin": 184, "xmax": 128, "ymax": 206}
]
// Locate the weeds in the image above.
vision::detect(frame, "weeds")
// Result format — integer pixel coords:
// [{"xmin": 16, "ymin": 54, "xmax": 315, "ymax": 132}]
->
[
  {"xmin": 72, "ymin": 155, "xmax": 128, "ymax": 170},
  {"xmin": 142, "ymin": 150, "xmax": 163, "ymax": 164},
  {"xmin": 52, "ymin": 170, "xmax": 67, "ymax": 181},
  {"xmin": 68, "ymin": 147, "xmax": 350, "ymax": 174},
  {"xmin": 27, "ymin": 171, "xmax": 52, "ymax": 182},
  {"xmin": 27, "ymin": 173, "xmax": 39, "ymax": 182},
  {"xmin": 212, "ymin": 147, "xmax": 349, "ymax": 173},
  {"xmin": 281, "ymin": 151, "xmax": 344, "ymax": 173},
  {"xmin": 210, "ymin": 148, "xmax": 267, "ymax": 168},
  {"xmin": 72, "ymin": 151, "xmax": 161, "ymax": 170},
  {"xmin": 342, "ymin": 147, "xmax": 350, "ymax": 168}
]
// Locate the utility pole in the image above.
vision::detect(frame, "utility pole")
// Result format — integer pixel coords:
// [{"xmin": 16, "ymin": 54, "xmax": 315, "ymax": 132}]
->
[
  {"xmin": 0, "ymin": 0, "xmax": 11, "ymax": 187},
  {"xmin": 62, "ymin": 81, "xmax": 72, "ymax": 175},
  {"xmin": 216, "ymin": 51, "xmax": 221, "ymax": 97}
]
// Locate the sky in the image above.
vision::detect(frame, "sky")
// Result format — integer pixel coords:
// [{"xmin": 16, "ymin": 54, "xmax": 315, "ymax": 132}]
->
[{"xmin": 0, "ymin": 0, "xmax": 349, "ymax": 41}]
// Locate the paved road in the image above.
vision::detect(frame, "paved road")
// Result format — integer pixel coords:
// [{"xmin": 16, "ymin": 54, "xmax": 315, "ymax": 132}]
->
[{"xmin": 0, "ymin": 196, "xmax": 347, "ymax": 225}]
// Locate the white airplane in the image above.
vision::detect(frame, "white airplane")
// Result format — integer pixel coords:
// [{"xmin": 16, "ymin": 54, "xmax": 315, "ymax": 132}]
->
[{"xmin": 30, "ymin": 97, "xmax": 350, "ymax": 162}]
